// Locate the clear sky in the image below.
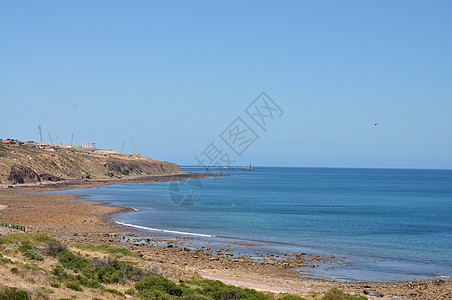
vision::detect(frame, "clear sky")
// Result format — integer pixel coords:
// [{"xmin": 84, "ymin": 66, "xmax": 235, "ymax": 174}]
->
[{"xmin": 1, "ymin": 1, "xmax": 451, "ymax": 169}]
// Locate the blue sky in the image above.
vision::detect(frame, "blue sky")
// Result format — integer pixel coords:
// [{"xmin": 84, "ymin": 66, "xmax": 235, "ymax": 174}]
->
[{"xmin": 1, "ymin": 1, "xmax": 451, "ymax": 169}]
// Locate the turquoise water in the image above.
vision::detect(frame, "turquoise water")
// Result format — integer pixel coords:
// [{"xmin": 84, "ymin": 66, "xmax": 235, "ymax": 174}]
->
[{"xmin": 55, "ymin": 167, "xmax": 452, "ymax": 281}]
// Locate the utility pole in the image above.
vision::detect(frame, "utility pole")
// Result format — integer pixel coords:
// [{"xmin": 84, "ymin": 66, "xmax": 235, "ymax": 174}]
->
[
  {"xmin": 71, "ymin": 134, "xmax": 73, "ymax": 147},
  {"xmin": 38, "ymin": 125, "xmax": 42, "ymax": 143},
  {"xmin": 120, "ymin": 142, "xmax": 125, "ymax": 154},
  {"xmin": 130, "ymin": 139, "xmax": 137, "ymax": 155},
  {"xmin": 48, "ymin": 133, "xmax": 53, "ymax": 144}
]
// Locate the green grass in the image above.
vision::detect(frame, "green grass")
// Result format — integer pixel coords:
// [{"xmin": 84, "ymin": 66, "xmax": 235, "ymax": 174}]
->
[
  {"xmin": 71, "ymin": 243, "xmax": 133, "ymax": 256},
  {"xmin": 0, "ymin": 233, "xmax": 55, "ymax": 245}
]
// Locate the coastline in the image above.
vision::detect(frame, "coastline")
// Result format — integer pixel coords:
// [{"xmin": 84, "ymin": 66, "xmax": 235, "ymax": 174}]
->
[{"xmin": 0, "ymin": 175, "xmax": 450, "ymax": 299}]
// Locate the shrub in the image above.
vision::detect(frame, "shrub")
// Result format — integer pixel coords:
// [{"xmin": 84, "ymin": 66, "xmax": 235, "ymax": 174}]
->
[
  {"xmin": 321, "ymin": 288, "xmax": 368, "ymax": 300},
  {"xmin": 122, "ymin": 263, "xmax": 147, "ymax": 282},
  {"xmin": 183, "ymin": 294, "xmax": 213, "ymax": 300},
  {"xmin": 58, "ymin": 250, "xmax": 89, "ymax": 271},
  {"xmin": 50, "ymin": 282, "xmax": 60, "ymax": 288},
  {"xmin": 96, "ymin": 266, "xmax": 124, "ymax": 284},
  {"xmin": 66, "ymin": 282, "xmax": 83, "ymax": 292},
  {"xmin": 101, "ymin": 287, "xmax": 125, "ymax": 297},
  {"xmin": 125, "ymin": 288, "xmax": 136, "ymax": 296},
  {"xmin": 46, "ymin": 240, "xmax": 67, "ymax": 256},
  {"xmin": 34, "ymin": 233, "xmax": 55, "ymax": 243},
  {"xmin": 145, "ymin": 263, "xmax": 165, "ymax": 276},
  {"xmin": 37, "ymin": 286, "xmax": 54, "ymax": 294},
  {"xmin": 24, "ymin": 249, "xmax": 45, "ymax": 261},
  {"xmin": 19, "ymin": 242, "xmax": 35, "ymax": 253},
  {"xmin": 0, "ymin": 287, "xmax": 28, "ymax": 300},
  {"xmin": 278, "ymin": 294, "xmax": 305, "ymax": 300},
  {"xmin": 135, "ymin": 275, "xmax": 184, "ymax": 297},
  {"xmin": 10, "ymin": 267, "xmax": 19, "ymax": 274},
  {"xmin": 136, "ymin": 289, "xmax": 173, "ymax": 300},
  {"xmin": 52, "ymin": 265, "xmax": 76, "ymax": 281},
  {"xmin": 189, "ymin": 280, "xmax": 268, "ymax": 300}
]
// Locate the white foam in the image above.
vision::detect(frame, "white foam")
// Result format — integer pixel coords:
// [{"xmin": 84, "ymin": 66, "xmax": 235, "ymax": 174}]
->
[{"xmin": 115, "ymin": 221, "xmax": 214, "ymax": 237}]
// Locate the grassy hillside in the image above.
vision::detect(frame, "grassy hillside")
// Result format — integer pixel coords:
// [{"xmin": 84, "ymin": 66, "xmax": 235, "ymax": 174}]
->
[
  {"xmin": 0, "ymin": 232, "xmax": 364, "ymax": 300},
  {"xmin": 0, "ymin": 144, "xmax": 182, "ymax": 184}
]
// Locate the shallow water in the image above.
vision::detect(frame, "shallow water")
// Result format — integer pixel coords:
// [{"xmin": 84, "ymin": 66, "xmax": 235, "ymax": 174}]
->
[{"xmin": 53, "ymin": 167, "xmax": 452, "ymax": 281}]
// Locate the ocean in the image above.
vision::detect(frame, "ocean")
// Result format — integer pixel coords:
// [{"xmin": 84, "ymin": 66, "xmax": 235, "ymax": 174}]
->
[{"xmin": 53, "ymin": 167, "xmax": 452, "ymax": 282}]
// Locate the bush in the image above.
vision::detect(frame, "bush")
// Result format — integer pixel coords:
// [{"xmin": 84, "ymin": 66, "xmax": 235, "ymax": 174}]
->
[
  {"xmin": 37, "ymin": 286, "xmax": 54, "ymax": 294},
  {"xmin": 183, "ymin": 294, "xmax": 213, "ymax": 300},
  {"xmin": 122, "ymin": 263, "xmax": 147, "ymax": 282},
  {"xmin": 278, "ymin": 295, "xmax": 304, "ymax": 300},
  {"xmin": 125, "ymin": 288, "xmax": 136, "ymax": 295},
  {"xmin": 189, "ymin": 279, "xmax": 268, "ymax": 300},
  {"xmin": 45, "ymin": 240, "xmax": 67, "ymax": 256},
  {"xmin": 19, "ymin": 242, "xmax": 35, "ymax": 253},
  {"xmin": 101, "ymin": 287, "xmax": 125, "ymax": 297},
  {"xmin": 52, "ymin": 265, "xmax": 76, "ymax": 281},
  {"xmin": 66, "ymin": 282, "xmax": 83, "ymax": 292},
  {"xmin": 0, "ymin": 287, "xmax": 28, "ymax": 300},
  {"xmin": 135, "ymin": 275, "xmax": 184, "ymax": 297},
  {"xmin": 50, "ymin": 282, "xmax": 60, "ymax": 288},
  {"xmin": 58, "ymin": 250, "xmax": 89, "ymax": 271},
  {"xmin": 96, "ymin": 266, "xmax": 124, "ymax": 284},
  {"xmin": 145, "ymin": 263, "xmax": 165, "ymax": 276},
  {"xmin": 321, "ymin": 288, "xmax": 368, "ymax": 300},
  {"xmin": 24, "ymin": 249, "xmax": 45, "ymax": 261}
]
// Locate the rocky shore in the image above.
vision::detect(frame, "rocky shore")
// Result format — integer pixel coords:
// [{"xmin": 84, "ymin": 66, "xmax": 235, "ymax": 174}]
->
[{"xmin": 0, "ymin": 177, "xmax": 450, "ymax": 299}]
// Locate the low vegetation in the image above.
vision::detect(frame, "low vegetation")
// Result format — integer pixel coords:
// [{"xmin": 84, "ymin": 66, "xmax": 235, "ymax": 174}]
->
[
  {"xmin": 0, "ymin": 232, "xmax": 366, "ymax": 299},
  {"xmin": 71, "ymin": 242, "xmax": 133, "ymax": 256},
  {"xmin": 321, "ymin": 288, "xmax": 368, "ymax": 300}
]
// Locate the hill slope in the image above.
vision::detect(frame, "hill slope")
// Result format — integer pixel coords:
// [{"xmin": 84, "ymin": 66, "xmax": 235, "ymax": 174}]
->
[{"xmin": 0, "ymin": 144, "xmax": 182, "ymax": 184}]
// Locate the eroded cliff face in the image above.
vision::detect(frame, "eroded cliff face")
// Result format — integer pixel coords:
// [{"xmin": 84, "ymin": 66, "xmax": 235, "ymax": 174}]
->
[
  {"xmin": 8, "ymin": 164, "xmax": 40, "ymax": 184},
  {"xmin": 0, "ymin": 144, "xmax": 183, "ymax": 184}
]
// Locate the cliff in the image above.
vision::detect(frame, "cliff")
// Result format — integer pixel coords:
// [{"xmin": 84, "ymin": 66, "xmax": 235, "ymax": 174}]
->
[{"xmin": 0, "ymin": 144, "xmax": 183, "ymax": 184}]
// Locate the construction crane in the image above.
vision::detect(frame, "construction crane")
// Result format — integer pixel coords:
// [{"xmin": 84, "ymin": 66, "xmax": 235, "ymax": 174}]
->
[
  {"xmin": 120, "ymin": 142, "xmax": 125, "ymax": 154},
  {"xmin": 130, "ymin": 139, "xmax": 137, "ymax": 155},
  {"xmin": 38, "ymin": 125, "xmax": 42, "ymax": 143}
]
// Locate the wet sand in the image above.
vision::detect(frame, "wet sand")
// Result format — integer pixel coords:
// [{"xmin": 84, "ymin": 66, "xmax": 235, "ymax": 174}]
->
[{"xmin": 0, "ymin": 176, "xmax": 450, "ymax": 299}]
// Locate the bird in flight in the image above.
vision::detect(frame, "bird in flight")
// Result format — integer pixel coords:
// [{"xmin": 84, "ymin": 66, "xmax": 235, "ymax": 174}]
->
[{"xmin": 374, "ymin": 123, "xmax": 378, "ymax": 126}]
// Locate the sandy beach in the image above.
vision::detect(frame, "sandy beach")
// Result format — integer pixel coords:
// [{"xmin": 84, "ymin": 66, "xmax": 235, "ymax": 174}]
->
[{"xmin": 0, "ymin": 177, "xmax": 450, "ymax": 300}]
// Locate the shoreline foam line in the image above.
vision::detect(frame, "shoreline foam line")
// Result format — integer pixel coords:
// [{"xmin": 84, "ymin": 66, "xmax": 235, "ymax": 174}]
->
[{"xmin": 115, "ymin": 221, "xmax": 215, "ymax": 237}]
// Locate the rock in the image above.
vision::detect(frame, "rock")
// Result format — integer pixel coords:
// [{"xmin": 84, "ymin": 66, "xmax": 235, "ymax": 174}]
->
[
  {"xmin": 8, "ymin": 164, "xmax": 40, "ymax": 184},
  {"xmin": 39, "ymin": 173, "xmax": 64, "ymax": 182},
  {"xmin": 364, "ymin": 289, "xmax": 384, "ymax": 297},
  {"xmin": 209, "ymin": 257, "xmax": 219, "ymax": 261}
]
